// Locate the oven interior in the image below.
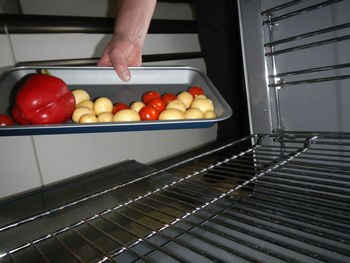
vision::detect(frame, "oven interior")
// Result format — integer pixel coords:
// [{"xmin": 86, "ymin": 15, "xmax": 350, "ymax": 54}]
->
[{"xmin": 1, "ymin": 1, "xmax": 350, "ymax": 262}]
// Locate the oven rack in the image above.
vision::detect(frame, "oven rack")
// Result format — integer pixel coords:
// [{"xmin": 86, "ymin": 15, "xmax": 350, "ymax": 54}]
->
[
  {"xmin": 260, "ymin": 0, "xmax": 350, "ymax": 132},
  {"xmin": 0, "ymin": 131, "xmax": 349, "ymax": 263}
]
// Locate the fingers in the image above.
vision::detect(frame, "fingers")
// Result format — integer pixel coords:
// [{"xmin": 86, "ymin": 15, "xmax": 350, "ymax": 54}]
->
[
  {"xmin": 126, "ymin": 48, "xmax": 142, "ymax": 67},
  {"xmin": 110, "ymin": 48, "xmax": 131, "ymax": 82},
  {"xmin": 97, "ymin": 53, "xmax": 112, "ymax": 67},
  {"xmin": 97, "ymin": 38, "xmax": 142, "ymax": 82}
]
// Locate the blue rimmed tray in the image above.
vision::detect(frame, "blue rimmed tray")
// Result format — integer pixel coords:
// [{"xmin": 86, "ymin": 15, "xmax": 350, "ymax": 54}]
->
[{"xmin": 0, "ymin": 66, "xmax": 232, "ymax": 136}]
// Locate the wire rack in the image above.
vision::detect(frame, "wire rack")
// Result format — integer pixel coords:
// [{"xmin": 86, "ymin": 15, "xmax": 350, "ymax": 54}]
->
[{"xmin": 0, "ymin": 132, "xmax": 349, "ymax": 263}]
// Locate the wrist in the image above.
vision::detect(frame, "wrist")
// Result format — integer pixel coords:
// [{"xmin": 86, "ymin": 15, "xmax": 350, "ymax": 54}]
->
[{"xmin": 113, "ymin": 0, "xmax": 156, "ymax": 46}]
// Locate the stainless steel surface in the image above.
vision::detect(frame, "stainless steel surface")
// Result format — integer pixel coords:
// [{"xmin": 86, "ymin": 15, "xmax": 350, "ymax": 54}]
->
[
  {"xmin": 0, "ymin": 66, "xmax": 232, "ymax": 136},
  {"xmin": 0, "ymin": 132, "xmax": 349, "ymax": 262},
  {"xmin": 239, "ymin": 0, "xmax": 350, "ymax": 133}
]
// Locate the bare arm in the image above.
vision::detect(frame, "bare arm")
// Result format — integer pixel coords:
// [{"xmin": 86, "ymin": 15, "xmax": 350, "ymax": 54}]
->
[{"xmin": 98, "ymin": 0, "xmax": 157, "ymax": 81}]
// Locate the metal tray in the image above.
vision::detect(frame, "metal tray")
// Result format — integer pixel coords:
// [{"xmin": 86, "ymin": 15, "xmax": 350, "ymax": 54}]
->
[{"xmin": 0, "ymin": 66, "xmax": 232, "ymax": 136}]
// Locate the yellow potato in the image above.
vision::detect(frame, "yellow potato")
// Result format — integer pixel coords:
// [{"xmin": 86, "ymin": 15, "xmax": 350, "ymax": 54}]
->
[
  {"xmin": 76, "ymin": 100, "xmax": 94, "ymax": 110},
  {"xmin": 97, "ymin": 112, "xmax": 113, "ymax": 122},
  {"xmin": 166, "ymin": 99, "xmax": 186, "ymax": 112},
  {"xmin": 94, "ymin": 97, "xmax": 113, "ymax": 116},
  {"xmin": 130, "ymin": 101, "xmax": 145, "ymax": 113},
  {"xmin": 79, "ymin": 114, "xmax": 98, "ymax": 123},
  {"xmin": 204, "ymin": 110, "xmax": 216, "ymax": 119},
  {"xmin": 72, "ymin": 106, "xmax": 94, "ymax": 123},
  {"xmin": 194, "ymin": 94, "xmax": 206, "ymax": 100},
  {"xmin": 177, "ymin": 91, "xmax": 193, "ymax": 109},
  {"xmin": 185, "ymin": 108, "xmax": 204, "ymax": 119},
  {"xmin": 113, "ymin": 109, "xmax": 141, "ymax": 122},
  {"xmin": 159, "ymin": 109, "xmax": 185, "ymax": 120},
  {"xmin": 190, "ymin": 98, "xmax": 214, "ymax": 113},
  {"xmin": 72, "ymin": 89, "xmax": 90, "ymax": 105}
]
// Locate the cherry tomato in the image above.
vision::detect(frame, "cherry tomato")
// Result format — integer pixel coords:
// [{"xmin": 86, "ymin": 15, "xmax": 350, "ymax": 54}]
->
[
  {"xmin": 162, "ymin": 93, "xmax": 177, "ymax": 104},
  {"xmin": 147, "ymin": 98, "xmax": 166, "ymax": 112},
  {"xmin": 139, "ymin": 106, "xmax": 159, "ymax": 121},
  {"xmin": 112, "ymin": 103, "xmax": 129, "ymax": 114},
  {"xmin": 189, "ymin": 86, "xmax": 205, "ymax": 98},
  {"xmin": 142, "ymin": 91, "xmax": 161, "ymax": 104},
  {"xmin": 0, "ymin": 114, "xmax": 15, "ymax": 126}
]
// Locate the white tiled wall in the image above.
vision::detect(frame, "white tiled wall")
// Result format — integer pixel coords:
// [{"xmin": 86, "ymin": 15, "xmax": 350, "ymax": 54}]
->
[
  {"xmin": 0, "ymin": 136, "xmax": 42, "ymax": 199},
  {"xmin": 0, "ymin": 1, "xmax": 216, "ymax": 199}
]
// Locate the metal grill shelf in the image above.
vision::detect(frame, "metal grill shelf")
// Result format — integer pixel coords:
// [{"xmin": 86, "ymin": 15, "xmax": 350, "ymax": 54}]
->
[{"xmin": 0, "ymin": 132, "xmax": 349, "ymax": 262}]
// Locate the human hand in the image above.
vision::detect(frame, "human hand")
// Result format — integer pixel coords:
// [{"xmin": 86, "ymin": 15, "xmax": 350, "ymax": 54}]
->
[{"xmin": 97, "ymin": 35, "xmax": 143, "ymax": 82}]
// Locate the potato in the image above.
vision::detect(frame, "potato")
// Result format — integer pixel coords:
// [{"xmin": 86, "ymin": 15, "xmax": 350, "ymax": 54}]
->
[
  {"xmin": 72, "ymin": 106, "xmax": 94, "ymax": 123},
  {"xmin": 94, "ymin": 97, "xmax": 113, "ymax": 116},
  {"xmin": 177, "ymin": 91, "xmax": 193, "ymax": 109},
  {"xmin": 79, "ymin": 114, "xmax": 98, "ymax": 123},
  {"xmin": 166, "ymin": 99, "xmax": 186, "ymax": 112},
  {"xmin": 76, "ymin": 100, "xmax": 94, "ymax": 110},
  {"xmin": 113, "ymin": 109, "xmax": 141, "ymax": 122},
  {"xmin": 130, "ymin": 101, "xmax": 145, "ymax": 113},
  {"xmin": 72, "ymin": 89, "xmax": 90, "ymax": 105},
  {"xmin": 194, "ymin": 94, "xmax": 206, "ymax": 100},
  {"xmin": 204, "ymin": 110, "xmax": 216, "ymax": 119},
  {"xmin": 159, "ymin": 109, "xmax": 185, "ymax": 120},
  {"xmin": 185, "ymin": 108, "xmax": 204, "ymax": 119},
  {"xmin": 190, "ymin": 98, "xmax": 214, "ymax": 113},
  {"xmin": 97, "ymin": 112, "xmax": 113, "ymax": 122}
]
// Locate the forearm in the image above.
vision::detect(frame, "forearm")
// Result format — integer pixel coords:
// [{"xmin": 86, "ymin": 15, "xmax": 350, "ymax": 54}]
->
[{"xmin": 114, "ymin": 0, "xmax": 157, "ymax": 46}]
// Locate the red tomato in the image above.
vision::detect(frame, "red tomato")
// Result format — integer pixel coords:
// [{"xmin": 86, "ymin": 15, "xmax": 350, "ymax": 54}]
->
[
  {"xmin": 162, "ymin": 93, "xmax": 177, "ymax": 104},
  {"xmin": 112, "ymin": 103, "xmax": 128, "ymax": 114},
  {"xmin": 147, "ymin": 98, "xmax": 166, "ymax": 112},
  {"xmin": 139, "ymin": 106, "xmax": 159, "ymax": 121},
  {"xmin": 0, "ymin": 114, "xmax": 15, "ymax": 126},
  {"xmin": 142, "ymin": 91, "xmax": 161, "ymax": 104},
  {"xmin": 189, "ymin": 86, "xmax": 205, "ymax": 98}
]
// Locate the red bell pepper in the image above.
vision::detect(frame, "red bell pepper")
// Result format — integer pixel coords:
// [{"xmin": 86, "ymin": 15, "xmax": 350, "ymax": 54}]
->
[{"xmin": 12, "ymin": 71, "xmax": 75, "ymax": 125}]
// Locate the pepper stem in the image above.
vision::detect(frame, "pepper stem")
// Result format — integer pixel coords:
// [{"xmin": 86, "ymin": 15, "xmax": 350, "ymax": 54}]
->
[{"xmin": 41, "ymin": 69, "xmax": 53, "ymax": 76}]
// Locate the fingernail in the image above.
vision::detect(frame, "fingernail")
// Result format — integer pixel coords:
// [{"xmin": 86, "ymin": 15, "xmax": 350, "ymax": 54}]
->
[{"xmin": 120, "ymin": 72, "xmax": 130, "ymax": 82}]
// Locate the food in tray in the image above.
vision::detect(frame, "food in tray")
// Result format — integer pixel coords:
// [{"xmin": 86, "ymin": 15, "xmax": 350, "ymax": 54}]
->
[
  {"xmin": 0, "ymin": 115, "xmax": 14, "ymax": 126},
  {"xmin": 72, "ymin": 106, "xmax": 95, "ymax": 123},
  {"xmin": 166, "ymin": 99, "xmax": 187, "ymax": 112},
  {"xmin": 147, "ymin": 98, "xmax": 166, "ymax": 112},
  {"xmin": 185, "ymin": 108, "xmax": 204, "ymax": 119},
  {"xmin": 93, "ymin": 97, "xmax": 113, "ymax": 116},
  {"xmin": 190, "ymin": 98, "xmax": 214, "ymax": 113},
  {"xmin": 97, "ymin": 112, "xmax": 113, "ymax": 122},
  {"xmin": 142, "ymin": 91, "xmax": 161, "ymax": 104},
  {"xmin": 11, "ymin": 70, "xmax": 75, "ymax": 125},
  {"xmin": 188, "ymin": 86, "xmax": 205, "ymax": 98},
  {"xmin": 113, "ymin": 109, "xmax": 141, "ymax": 122},
  {"xmin": 112, "ymin": 103, "xmax": 128, "ymax": 114},
  {"xmin": 161, "ymin": 93, "xmax": 177, "ymax": 104},
  {"xmin": 203, "ymin": 110, "xmax": 216, "ymax": 119},
  {"xmin": 72, "ymin": 89, "xmax": 90, "ymax": 105},
  {"xmin": 139, "ymin": 105, "xmax": 159, "ymax": 121},
  {"xmin": 159, "ymin": 108, "xmax": 185, "ymax": 120},
  {"xmin": 76, "ymin": 100, "xmax": 94, "ymax": 110},
  {"xmin": 177, "ymin": 91, "xmax": 193, "ymax": 109},
  {"xmin": 130, "ymin": 101, "xmax": 145, "ymax": 113},
  {"xmin": 79, "ymin": 113, "xmax": 98, "ymax": 123},
  {"xmin": 5, "ymin": 73, "xmax": 216, "ymax": 126}
]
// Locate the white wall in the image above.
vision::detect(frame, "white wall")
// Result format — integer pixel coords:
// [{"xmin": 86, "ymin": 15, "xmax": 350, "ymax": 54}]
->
[{"xmin": 0, "ymin": 0, "xmax": 216, "ymax": 200}]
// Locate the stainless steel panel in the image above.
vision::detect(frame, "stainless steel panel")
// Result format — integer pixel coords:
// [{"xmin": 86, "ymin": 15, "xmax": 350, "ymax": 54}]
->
[{"xmin": 239, "ymin": 0, "xmax": 350, "ymax": 133}]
